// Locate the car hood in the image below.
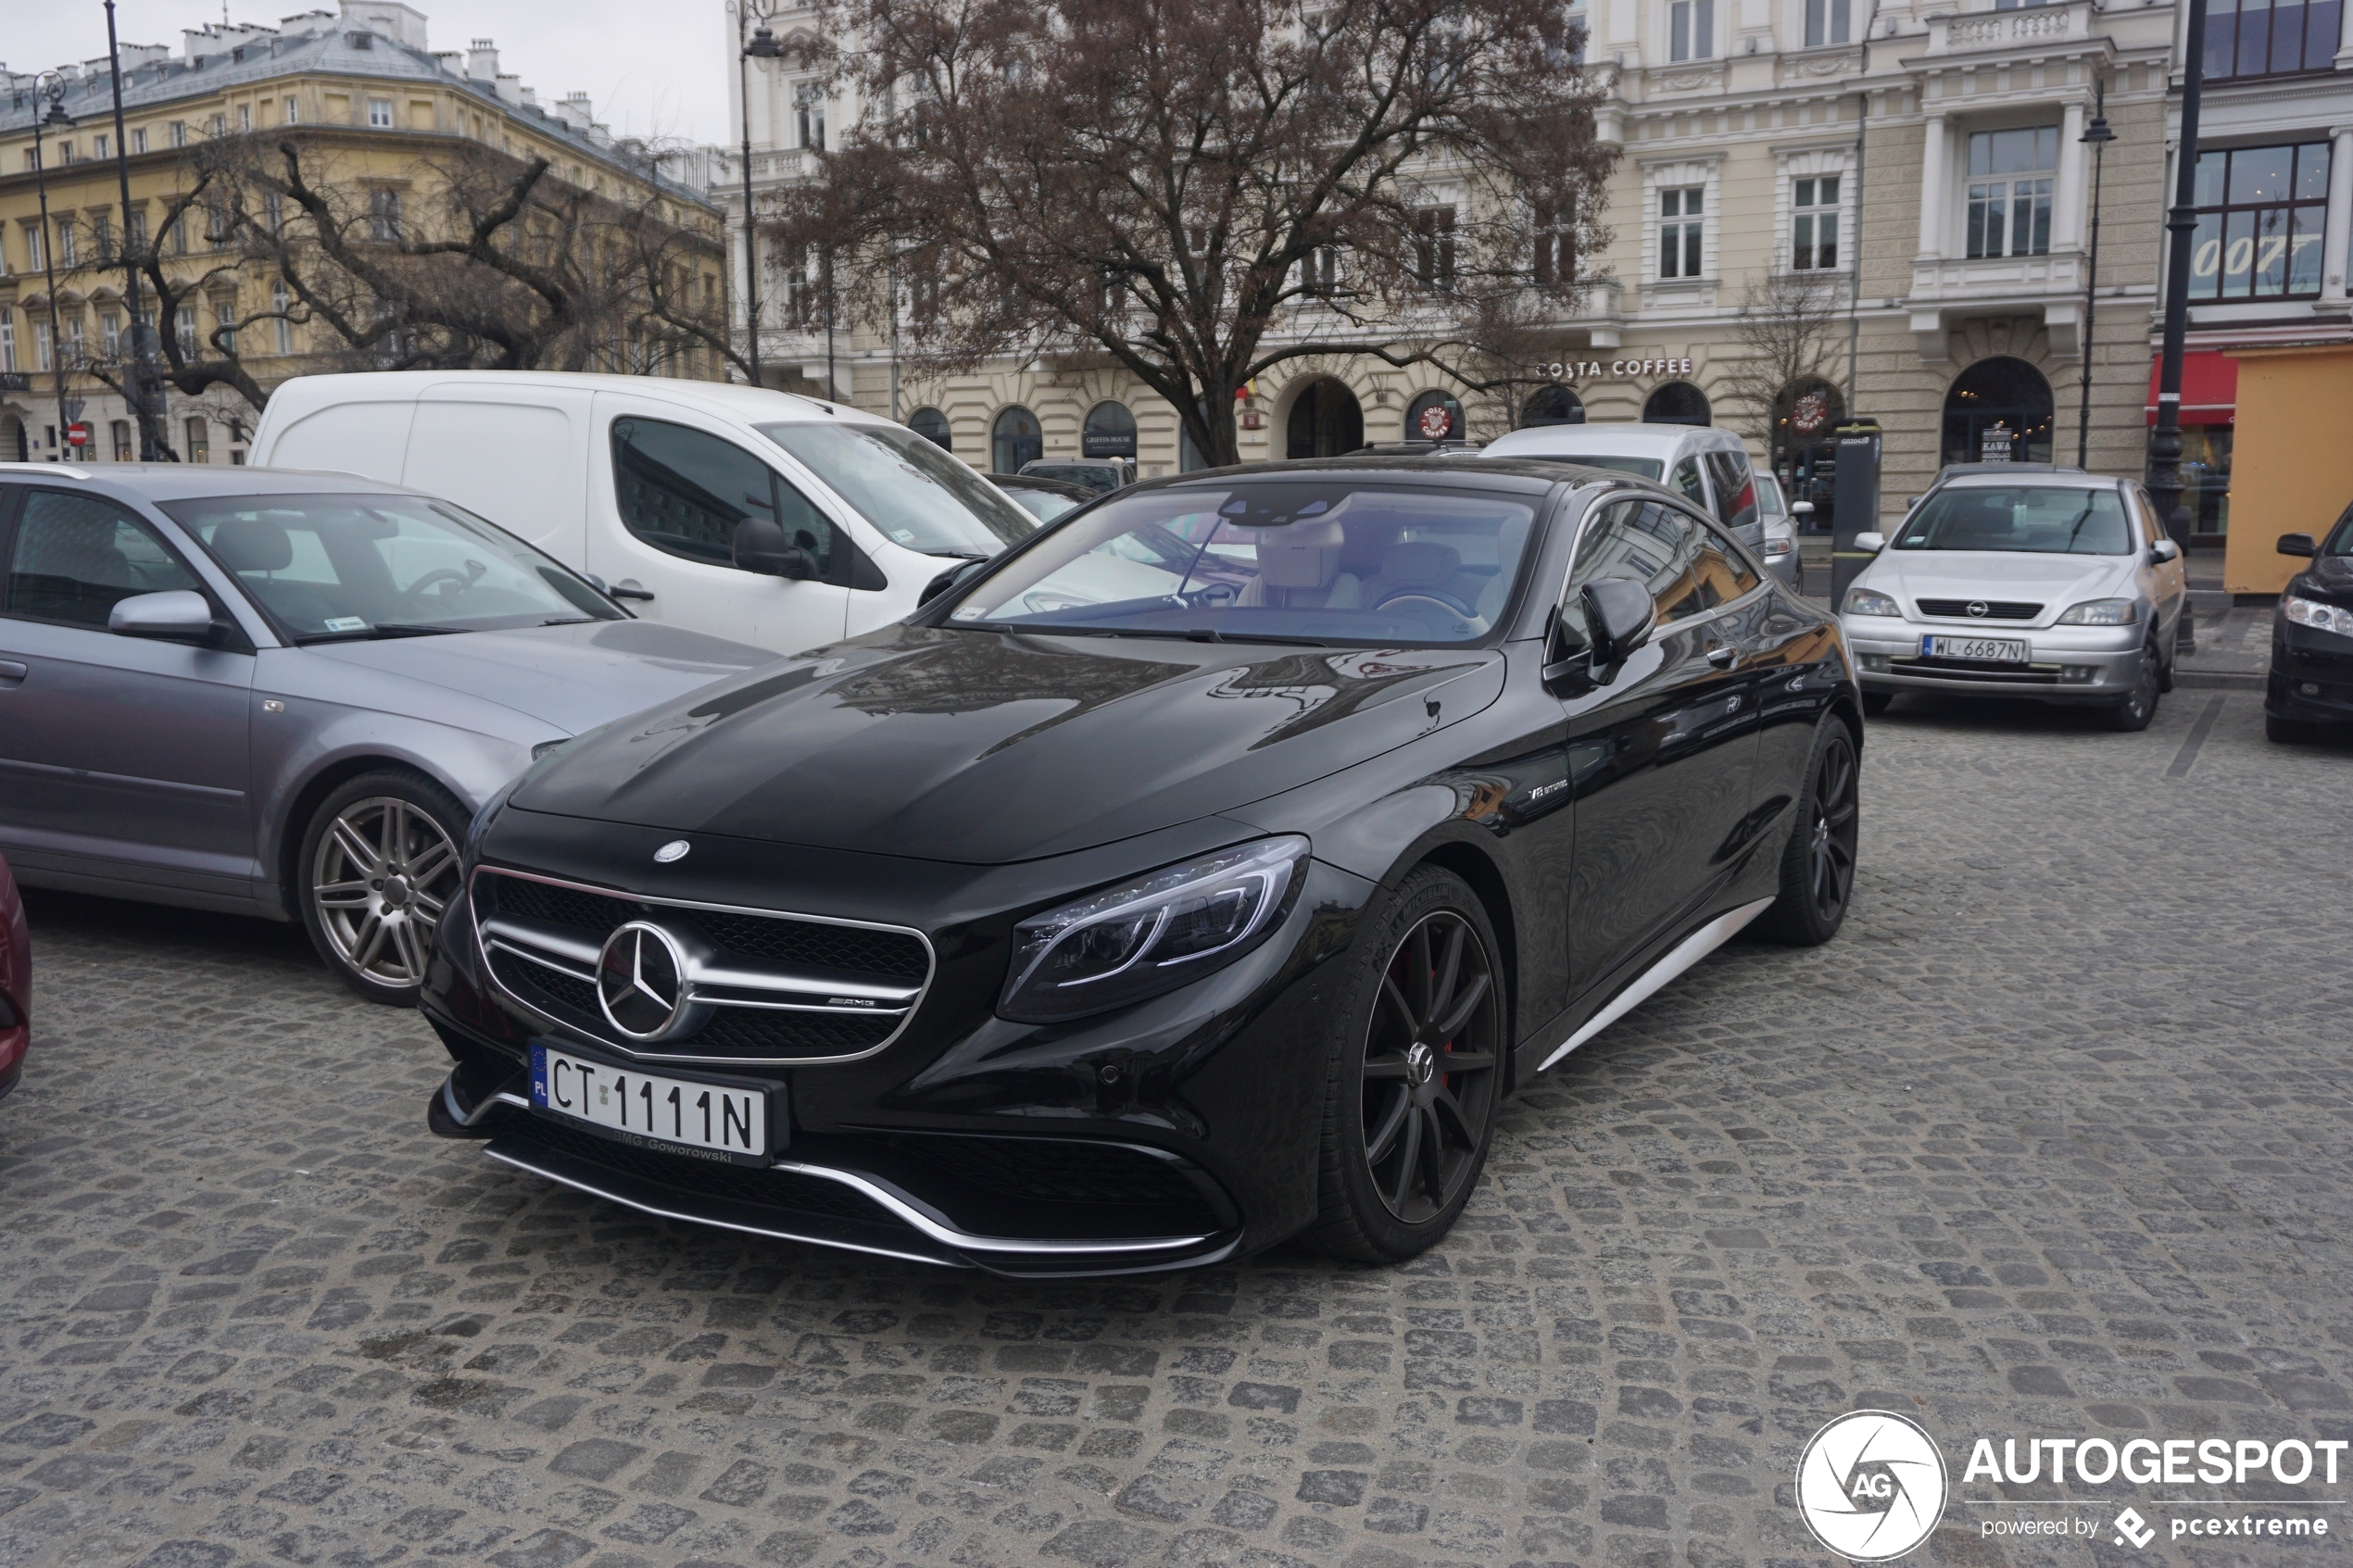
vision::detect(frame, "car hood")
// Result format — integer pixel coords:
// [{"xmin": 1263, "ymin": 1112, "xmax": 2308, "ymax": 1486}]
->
[
  {"xmin": 305, "ymin": 620, "xmax": 777, "ymax": 735},
  {"xmin": 510, "ymin": 624, "xmax": 1505, "ymax": 863},
  {"xmin": 1864, "ymin": 551, "xmax": 2133, "ymax": 608},
  {"xmin": 2293, "ymin": 552, "xmax": 2353, "ymax": 606}
]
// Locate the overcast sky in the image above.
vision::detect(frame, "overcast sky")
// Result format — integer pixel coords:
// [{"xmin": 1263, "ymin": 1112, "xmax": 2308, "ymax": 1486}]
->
[{"xmin": 5, "ymin": 0, "xmax": 733, "ymax": 147}]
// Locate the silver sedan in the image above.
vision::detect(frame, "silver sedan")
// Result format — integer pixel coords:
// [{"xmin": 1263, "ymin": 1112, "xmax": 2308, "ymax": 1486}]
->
[
  {"xmin": 0, "ymin": 464, "xmax": 775, "ymax": 1003},
  {"xmin": 1838, "ymin": 470, "xmax": 2188, "ymax": 731}
]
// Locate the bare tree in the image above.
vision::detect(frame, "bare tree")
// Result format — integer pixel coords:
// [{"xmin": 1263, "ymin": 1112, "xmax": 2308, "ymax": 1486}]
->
[
  {"xmin": 1718, "ymin": 270, "xmax": 1845, "ymax": 450},
  {"xmin": 775, "ymin": 0, "xmax": 1616, "ymax": 465}
]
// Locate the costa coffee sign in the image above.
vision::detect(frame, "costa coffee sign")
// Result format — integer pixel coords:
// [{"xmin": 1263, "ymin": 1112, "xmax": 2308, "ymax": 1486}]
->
[{"xmin": 1532, "ymin": 357, "xmax": 1697, "ymax": 381}]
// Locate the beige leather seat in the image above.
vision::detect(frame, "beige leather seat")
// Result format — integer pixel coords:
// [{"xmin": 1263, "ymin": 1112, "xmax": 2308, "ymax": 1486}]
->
[{"xmin": 1237, "ymin": 521, "xmax": 1362, "ymax": 609}]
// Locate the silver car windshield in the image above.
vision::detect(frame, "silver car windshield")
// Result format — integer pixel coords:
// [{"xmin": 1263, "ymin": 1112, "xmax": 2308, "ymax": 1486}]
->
[
  {"xmin": 163, "ymin": 493, "xmax": 620, "ymax": 642},
  {"xmin": 1895, "ymin": 485, "xmax": 2133, "ymax": 555},
  {"xmin": 759, "ymin": 421, "xmax": 1036, "ymax": 556},
  {"xmin": 947, "ymin": 481, "xmax": 1538, "ymax": 646},
  {"xmin": 1516, "ymin": 453, "xmax": 1665, "ymax": 481}
]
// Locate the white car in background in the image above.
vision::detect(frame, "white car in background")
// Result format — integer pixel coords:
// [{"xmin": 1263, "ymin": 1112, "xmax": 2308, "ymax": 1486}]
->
[
  {"xmin": 1752, "ymin": 470, "xmax": 1804, "ymax": 590},
  {"xmin": 1480, "ymin": 421, "xmax": 1769, "ymax": 564},
  {"xmin": 1839, "ymin": 468, "xmax": 2188, "ymax": 731}
]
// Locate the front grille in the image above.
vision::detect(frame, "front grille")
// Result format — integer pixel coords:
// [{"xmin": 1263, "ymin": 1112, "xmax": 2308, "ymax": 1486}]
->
[
  {"xmin": 512, "ymin": 1116, "xmax": 899, "ymax": 1223},
  {"xmin": 1916, "ymin": 598, "xmax": 2042, "ymax": 621},
  {"xmin": 1891, "ymin": 657, "xmax": 2063, "ymax": 684},
  {"xmin": 475, "ymin": 870, "xmax": 930, "ymax": 1063},
  {"xmin": 891, "ymin": 1135, "xmax": 1208, "ymax": 1211}
]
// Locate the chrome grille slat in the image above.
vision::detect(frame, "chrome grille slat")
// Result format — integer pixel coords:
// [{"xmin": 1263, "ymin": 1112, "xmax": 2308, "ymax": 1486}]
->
[{"xmin": 471, "ymin": 866, "xmax": 935, "ymax": 1066}]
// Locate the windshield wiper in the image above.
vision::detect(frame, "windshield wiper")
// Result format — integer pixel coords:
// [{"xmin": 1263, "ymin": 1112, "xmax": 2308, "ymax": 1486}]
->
[
  {"xmin": 294, "ymin": 623, "xmax": 471, "ymax": 645},
  {"xmin": 1186, "ymin": 629, "xmax": 1333, "ymax": 647},
  {"xmin": 538, "ymin": 617, "xmax": 597, "ymax": 627}
]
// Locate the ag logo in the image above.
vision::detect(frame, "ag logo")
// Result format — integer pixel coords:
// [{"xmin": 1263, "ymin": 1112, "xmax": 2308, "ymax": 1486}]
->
[{"xmin": 1794, "ymin": 1410, "xmax": 1948, "ymax": 1562}]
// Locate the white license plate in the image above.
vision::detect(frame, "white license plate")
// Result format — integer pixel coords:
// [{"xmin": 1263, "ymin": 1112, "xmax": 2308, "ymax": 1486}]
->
[
  {"xmin": 1922, "ymin": 634, "xmax": 2028, "ymax": 663},
  {"xmin": 530, "ymin": 1044, "xmax": 772, "ymax": 1163}
]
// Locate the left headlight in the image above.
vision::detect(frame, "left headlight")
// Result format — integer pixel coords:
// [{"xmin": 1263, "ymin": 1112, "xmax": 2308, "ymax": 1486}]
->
[
  {"xmin": 2285, "ymin": 594, "xmax": 2353, "ymax": 638},
  {"xmin": 2057, "ymin": 598, "xmax": 2140, "ymax": 625},
  {"xmin": 1000, "ymin": 836, "xmax": 1311, "ymax": 1023},
  {"xmin": 1843, "ymin": 587, "xmax": 1901, "ymax": 617}
]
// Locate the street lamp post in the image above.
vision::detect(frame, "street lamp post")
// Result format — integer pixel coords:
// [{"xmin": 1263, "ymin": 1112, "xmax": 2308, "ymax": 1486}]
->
[
  {"xmin": 2147, "ymin": 0, "xmax": 2210, "ymax": 555},
  {"xmin": 30, "ymin": 75, "xmax": 75, "ymax": 461},
  {"xmin": 2075, "ymin": 79, "xmax": 2115, "ymax": 470},
  {"xmin": 731, "ymin": 1, "xmax": 785, "ymax": 389},
  {"xmin": 106, "ymin": 0, "xmax": 170, "ymax": 460}
]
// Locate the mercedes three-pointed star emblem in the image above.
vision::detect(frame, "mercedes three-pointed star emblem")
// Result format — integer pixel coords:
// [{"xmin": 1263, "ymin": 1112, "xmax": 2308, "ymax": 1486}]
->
[{"xmin": 596, "ymin": 921, "xmax": 695, "ymax": 1041}]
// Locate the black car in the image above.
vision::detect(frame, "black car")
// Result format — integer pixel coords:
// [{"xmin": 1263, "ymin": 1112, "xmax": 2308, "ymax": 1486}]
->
[
  {"xmin": 2268, "ymin": 508, "xmax": 2353, "ymax": 743},
  {"xmin": 989, "ymin": 471, "xmax": 1099, "ymax": 523},
  {"xmin": 422, "ymin": 458, "xmax": 1864, "ymax": 1275}
]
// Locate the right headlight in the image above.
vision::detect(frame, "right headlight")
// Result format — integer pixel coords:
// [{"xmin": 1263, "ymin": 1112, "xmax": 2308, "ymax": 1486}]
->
[
  {"xmin": 1843, "ymin": 587, "xmax": 1902, "ymax": 617},
  {"xmin": 2284, "ymin": 594, "xmax": 2353, "ymax": 638},
  {"xmin": 1000, "ymin": 836, "xmax": 1310, "ymax": 1023}
]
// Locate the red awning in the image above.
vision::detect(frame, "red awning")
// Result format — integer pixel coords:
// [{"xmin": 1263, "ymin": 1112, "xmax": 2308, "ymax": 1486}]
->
[{"xmin": 2145, "ymin": 351, "xmax": 2238, "ymax": 425}]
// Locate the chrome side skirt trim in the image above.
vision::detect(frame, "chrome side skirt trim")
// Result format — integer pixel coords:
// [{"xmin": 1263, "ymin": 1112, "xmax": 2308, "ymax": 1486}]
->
[{"xmin": 1538, "ymin": 897, "xmax": 1775, "ymax": 1073}]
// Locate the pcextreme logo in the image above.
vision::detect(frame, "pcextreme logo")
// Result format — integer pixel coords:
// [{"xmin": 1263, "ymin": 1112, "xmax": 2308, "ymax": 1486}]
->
[{"xmin": 1795, "ymin": 1411, "xmax": 1950, "ymax": 1562}]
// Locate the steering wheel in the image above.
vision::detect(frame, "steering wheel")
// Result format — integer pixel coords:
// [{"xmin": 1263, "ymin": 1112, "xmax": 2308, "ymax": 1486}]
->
[
  {"xmin": 403, "ymin": 567, "xmax": 476, "ymax": 604},
  {"xmin": 1372, "ymin": 588, "xmax": 1478, "ymax": 619}
]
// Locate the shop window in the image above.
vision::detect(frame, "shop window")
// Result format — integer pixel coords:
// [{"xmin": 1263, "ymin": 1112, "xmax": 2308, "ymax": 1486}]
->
[
  {"xmin": 1941, "ymin": 356, "xmax": 2052, "ymax": 465},
  {"xmin": 2188, "ymin": 144, "xmax": 2330, "ymax": 300},
  {"xmin": 1644, "ymin": 382, "xmax": 1711, "ymax": 427},
  {"xmin": 185, "ymin": 416, "xmax": 211, "ymax": 462},
  {"xmin": 1659, "ymin": 187, "xmax": 1704, "ymax": 279},
  {"xmin": 1405, "ymin": 389, "xmax": 1464, "ymax": 442},
  {"xmin": 1082, "ymin": 400, "xmax": 1138, "ymax": 459},
  {"xmin": 2205, "ymin": 0, "xmax": 2341, "ymax": 79},
  {"xmin": 1524, "ymin": 384, "xmax": 1584, "ymax": 426},
  {"xmin": 2180, "ymin": 426, "xmax": 2233, "ymax": 537},
  {"xmin": 111, "ymin": 420, "xmax": 132, "ymax": 460},
  {"xmin": 1965, "ymin": 128, "xmax": 2056, "ymax": 259},
  {"xmin": 908, "ymin": 407, "xmax": 953, "ymax": 451},
  {"xmin": 991, "ymin": 406, "xmax": 1042, "ymax": 472}
]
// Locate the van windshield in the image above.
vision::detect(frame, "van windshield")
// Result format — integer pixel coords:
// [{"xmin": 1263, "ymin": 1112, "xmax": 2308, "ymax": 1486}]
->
[
  {"xmin": 1516, "ymin": 453, "xmax": 1664, "ymax": 481},
  {"xmin": 760, "ymin": 422, "xmax": 1037, "ymax": 557}
]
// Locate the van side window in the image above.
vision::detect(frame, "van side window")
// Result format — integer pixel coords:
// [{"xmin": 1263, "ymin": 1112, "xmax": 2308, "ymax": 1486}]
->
[
  {"xmin": 1702, "ymin": 450, "xmax": 1757, "ymax": 531},
  {"xmin": 1668, "ymin": 457, "xmax": 1708, "ymax": 510},
  {"xmin": 610, "ymin": 417, "xmax": 832, "ymax": 574}
]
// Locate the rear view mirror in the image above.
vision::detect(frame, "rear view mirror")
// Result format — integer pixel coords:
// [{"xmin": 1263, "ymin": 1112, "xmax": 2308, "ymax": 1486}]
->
[
  {"xmin": 1583, "ymin": 577, "xmax": 1655, "ymax": 668},
  {"xmin": 1855, "ymin": 531, "xmax": 1886, "ymax": 552},
  {"xmin": 108, "ymin": 589, "xmax": 218, "ymax": 643},
  {"xmin": 2278, "ymin": 533, "xmax": 2317, "ymax": 558},
  {"xmin": 732, "ymin": 517, "xmax": 818, "ymax": 580}
]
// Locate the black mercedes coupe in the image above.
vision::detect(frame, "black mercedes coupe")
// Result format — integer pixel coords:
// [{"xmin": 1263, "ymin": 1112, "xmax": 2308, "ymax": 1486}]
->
[{"xmin": 422, "ymin": 457, "xmax": 1862, "ymax": 1275}]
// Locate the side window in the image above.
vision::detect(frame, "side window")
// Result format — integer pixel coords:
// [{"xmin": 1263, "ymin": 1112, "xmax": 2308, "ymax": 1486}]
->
[
  {"xmin": 1668, "ymin": 457, "xmax": 1708, "ymax": 509},
  {"xmin": 1559, "ymin": 499, "xmax": 1699, "ymax": 649},
  {"xmin": 1702, "ymin": 450, "xmax": 1757, "ymax": 531},
  {"xmin": 2132, "ymin": 485, "xmax": 2168, "ymax": 547},
  {"xmin": 610, "ymin": 417, "xmax": 832, "ymax": 574},
  {"xmin": 4, "ymin": 489, "xmax": 202, "ymax": 629},
  {"xmin": 1697, "ymin": 521, "xmax": 1760, "ymax": 599}
]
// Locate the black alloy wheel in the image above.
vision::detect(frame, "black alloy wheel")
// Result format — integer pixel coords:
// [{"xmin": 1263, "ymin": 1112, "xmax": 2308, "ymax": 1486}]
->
[
  {"xmin": 1754, "ymin": 720, "xmax": 1859, "ymax": 946},
  {"xmin": 1314, "ymin": 869, "xmax": 1504, "ymax": 1261}
]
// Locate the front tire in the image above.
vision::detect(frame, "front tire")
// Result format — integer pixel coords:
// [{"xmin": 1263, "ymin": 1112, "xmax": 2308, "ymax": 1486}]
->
[
  {"xmin": 2102, "ymin": 644, "xmax": 2160, "ymax": 732},
  {"xmin": 1752, "ymin": 719, "xmax": 1858, "ymax": 947},
  {"xmin": 1311, "ymin": 868, "xmax": 1504, "ymax": 1264},
  {"xmin": 1862, "ymin": 691, "xmax": 1894, "ymax": 718},
  {"xmin": 297, "ymin": 769, "xmax": 467, "ymax": 1006}
]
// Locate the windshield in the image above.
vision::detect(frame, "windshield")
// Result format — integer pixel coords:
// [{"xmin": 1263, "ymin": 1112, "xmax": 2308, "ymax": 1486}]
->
[
  {"xmin": 1895, "ymin": 485, "xmax": 2133, "ymax": 555},
  {"xmin": 162, "ymin": 492, "xmax": 619, "ymax": 642},
  {"xmin": 2327, "ymin": 509, "xmax": 2353, "ymax": 555},
  {"xmin": 1002, "ymin": 486, "xmax": 1083, "ymax": 523},
  {"xmin": 946, "ymin": 481, "xmax": 1540, "ymax": 646},
  {"xmin": 759, "ymin": 421, "xmax": 1036, "ymax": 556},
  {"xmin": 1516, "ymin": 452, "xmax": 1664, "ymax": 482},
  {"xmin": 1022, "ymin": 463, "xmax": 1122, "ymax": 496}
]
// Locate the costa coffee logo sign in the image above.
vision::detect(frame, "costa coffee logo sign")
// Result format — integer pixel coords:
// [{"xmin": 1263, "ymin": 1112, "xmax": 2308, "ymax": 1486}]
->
[{"xmin": 1532, "ymin": 357, "xmax": 1697, "ymax": 381}]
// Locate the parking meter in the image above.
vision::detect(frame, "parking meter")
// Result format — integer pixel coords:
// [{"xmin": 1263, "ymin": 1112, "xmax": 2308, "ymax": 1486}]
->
[{"xmin": 1829, "ymin": 419, "xmax": 1883, "ymax": 608}]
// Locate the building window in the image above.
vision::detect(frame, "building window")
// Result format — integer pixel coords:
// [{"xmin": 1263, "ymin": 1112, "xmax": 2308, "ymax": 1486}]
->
[
  {"xmin": 795, "ymin": 85, "xmax": 826, "ymax": 151},
  {"xmin": 132, "ymin": 127, "xmax": 148, "ymax": 154},
  {"xmin": 992, "ymin": 406, "xmax": 1043, "ymax": 472},
  {"xmin": 169, "ymin": 121, "xmax": 187, "ymax": 148},
  {"xmin": 1805, "ymin": 0, "xmax": 1851, "ymax": 44},
  {"xmin": 57, "ymin": 220, "xmax": 76, "ymax": 268},
  {"xmin": 0, "ymin": 316, "xmax": 14, "ymax": 372},
  {"xmin": 216, "ymin": 302, "xmax": 237, "ymax": 356},
  {"xmin": 1413, "ymin": 206, "xmax": 1457, "ymax": 290},
  {"xmin": 285, "ymin": 96, "xmax": 299, "ymax": 124},
  {"xmin": 1405, "ymin": 389, "xmax": 1464, "ymax": 441},
  {"xmin": 2206, "ymin": 0, "xmax": 2342, "ymax": 79},
  {"xmin": 370, "ymin": 189, "xmax": 403, "ymax": 242},
  {"xmin": 1533, "ymin": 206, "xmax": 1575, "ymax": 287},
  {"xmin": 1670, "ymin": 0, "xmax": 1716, "ymax": 59},
  {"xmin": 24, "ymin": 226, "xmax": 44, "ymax": 271},
  {"xmin": 1659, "ymin": 186, "xmax": 1704, "ymax": 279},
  {"xmin": 92, "ymin": 212, "xmax": 112, "ymax": 261},
  {"xmin": 176, "ymin": 306, "xmax": 197, "ymax": 358},
  {"xmin": 185, "ymin": 416, "xmax": 210, "ymax": 463},
  {"xmin": 273, "ymin": 282, "xmax": 294, "ymax": 355},
  {"xmin": 94, "ymin": 134, "xmax": 109, "ymax": 159},
  {"xmin": 34, "ymin": 323, "xmax": 52, "ymax": 372},
  {"xmin": 237, "ymin": 105, "xmax": 252, "ymax": 132},
  {"xmin": 1644, "ymin": 382, "xmax": 1712, "ymax": 426},
  {"xmin": 2190, "ymin": 143, "xmax": 2330, "ymax": 299},
  {"xmin": 111, "ymin": 420, "xmax": 132, "ymax": 460},
  {"xmin": 129, "ymin": 210, "xmax": 147, "ymax": 250},
  {"xmin": 368, "ymin": 97, "xmax": 394, "ymax": 129},
  {"xmin": 1792, "ymin": 176, "xmax": 1840, "ymax": 270},
  {"xmin": 1524, "ymin": 384, "xmax": 1585, "ymax": 426},
  {"xmin": 908, "ymin": 407, "xmax": 953, "ymax": 451},
  {"xmin": 100, "ymin": 311, "xmax": 120, "ymax": 358},
  {"xmin": 1964, "ymin": 127, "xmax": 2056, "ymax": 258},
  {"xmin": 208, "ymin": 114, "xmax": 226, "ymax": 137}
]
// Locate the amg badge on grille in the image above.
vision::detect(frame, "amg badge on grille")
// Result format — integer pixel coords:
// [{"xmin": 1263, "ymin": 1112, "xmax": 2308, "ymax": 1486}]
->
[{"xmin": 653, "ymin": 840, "xmax": 690, "ymax": 863}]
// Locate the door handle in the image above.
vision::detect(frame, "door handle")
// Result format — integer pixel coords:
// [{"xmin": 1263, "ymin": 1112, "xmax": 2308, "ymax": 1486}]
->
[
  {"xmin": 1705, "ymin": 645, "xmax": 1738, "ymax": 669},
  {"xmin": 0, "ymin": 659, "xmax": 25, "ymax": 687},
  {"xmin": 609, "ymin": 579, "xmax": 656, "ymax": 602}
]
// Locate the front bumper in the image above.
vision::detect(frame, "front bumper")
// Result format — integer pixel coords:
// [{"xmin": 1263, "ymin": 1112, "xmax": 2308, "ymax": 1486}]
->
[
  {"xmin": 2267, "ymin": 623, "xmax": 2353, "ymax": 721},
  {"xmin": 1842, "ymin": 617, "xmax": 2145, "ymax": 703},
  {"xmin": 420, "ymin": 816, "xmax": 1374, "ymax": 1276}
]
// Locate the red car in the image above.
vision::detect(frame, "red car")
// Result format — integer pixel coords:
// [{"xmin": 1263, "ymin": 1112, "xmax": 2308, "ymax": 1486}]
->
[{"xmin": 0, "ymin": 851, "xmax": 24, "ymax": 1099}]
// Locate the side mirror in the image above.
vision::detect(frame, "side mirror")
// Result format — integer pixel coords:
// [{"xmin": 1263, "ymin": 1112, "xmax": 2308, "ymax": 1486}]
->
[
  {"xmin": 1583, "ymin": 577, "xmax": 1655, "ymax": 668},
  {"xmin": 732, "ymin": 517, "xmax": 818, "ymax": 580},
  {"xmin": 2278, "ymin": 533, "xmax": 2317, "ymax": 558},
  {"xmin": 1855, "ymin": 531, "xmax": 1887, "ymax": 552},
  {"xmin": 2150, "ymin": 538, "xmax": 2183, "ymax": 564},
  {"xmin": 918, "ymin": 557, "xmax": 990, "ymax": 608},
  {"xmin": 108, "ymin": 589, "xmax": 218, "ymax": 643},
  {"xmin": 1790, "ymin": 500, "xmax": 1815, "ymax": 517}
]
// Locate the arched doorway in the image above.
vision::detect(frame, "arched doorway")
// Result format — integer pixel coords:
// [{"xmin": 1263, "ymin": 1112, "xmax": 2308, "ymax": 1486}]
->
[
  {"xmin": 1082, "ymin": 400, "xmax": 1138, "ymax": 460},
  {"xmin": 1773, "ymin": 378, "xmax": 1845, "ymax": 529},
  {"xmin": 991, "ymin": 405, "xmax": 1042, "ymax": 472},
  {"xmin": 908, "ymin": 407, "xmax": 952, "ymax": 451},
  {"xmin": 1643, "ymin": 382, "xmax": 1710, "ymax": 426},
  {"xmin": 1942, "ymin": 357, "xmax": 2053, "ymax": 465},
  {"xmin": 0, "ymin": 414, "xmax": 24, "ymax": 463},
  {"xmin": 1523, "ymin": 384, "xmax": 1584, "ymax": 426},
  {"xmin": 1285, "ymin": 378, "xmax": 1364, "ymax": 458},
  {"xmin": 1403, "ymin": 389, "xmax": 1464, "ymax": 442}
]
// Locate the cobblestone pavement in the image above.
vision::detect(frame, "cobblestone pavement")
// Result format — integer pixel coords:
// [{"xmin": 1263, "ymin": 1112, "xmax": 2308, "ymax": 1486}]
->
[{"xmin": 5, "ymin": 692, "xmax": 2352, "ymax": 1568}]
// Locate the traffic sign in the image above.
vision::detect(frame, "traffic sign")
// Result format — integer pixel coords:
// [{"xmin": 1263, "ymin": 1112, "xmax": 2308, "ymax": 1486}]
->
[{"xmin": 65, "ymin": 422, "xmax": 90, "ymax": 448}]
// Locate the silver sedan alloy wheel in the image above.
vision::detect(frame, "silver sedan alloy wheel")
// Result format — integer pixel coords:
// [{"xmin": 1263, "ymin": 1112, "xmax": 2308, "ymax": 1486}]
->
[{"xmin": 309, "ymin": 797, "xmax": 459, "ymax": 989}]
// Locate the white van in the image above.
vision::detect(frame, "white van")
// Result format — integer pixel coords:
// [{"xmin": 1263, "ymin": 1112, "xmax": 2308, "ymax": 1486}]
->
[
  {"xmin": 246, "ymin": 371, "xmax": 1037, "ymax": 655},
  {"xmin": 1480, "ymin": 421, "xmax": 1766, "ymax": 554}
]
